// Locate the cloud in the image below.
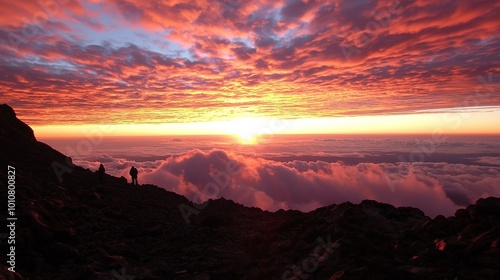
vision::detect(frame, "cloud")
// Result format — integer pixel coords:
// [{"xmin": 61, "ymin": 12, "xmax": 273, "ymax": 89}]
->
[
  {"xmin": 75, "ymin": 149, "xmax": 500, "ymax": 218},
  {"xmin": 473, "ymin": 156, "xmax": 500, "ymax": 166},
  {"xmin": 1, "ymin": 0, "xmax": 499, "ymax": 124}
]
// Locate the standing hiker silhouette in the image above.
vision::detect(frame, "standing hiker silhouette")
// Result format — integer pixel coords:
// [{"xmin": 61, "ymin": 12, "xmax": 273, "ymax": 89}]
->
[
  {"xmin": 98, "ymin": 163, "xmax": 105, "ymax": 184},
  {"xmin": 129, "ymin": 166, "xmax": 139, "ymax": 186}
]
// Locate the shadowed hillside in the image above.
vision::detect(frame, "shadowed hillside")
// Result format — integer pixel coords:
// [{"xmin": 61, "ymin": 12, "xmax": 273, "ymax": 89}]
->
[{"xmin": 0, "ymin": 104, "xmax": 499, "ymax": 280}]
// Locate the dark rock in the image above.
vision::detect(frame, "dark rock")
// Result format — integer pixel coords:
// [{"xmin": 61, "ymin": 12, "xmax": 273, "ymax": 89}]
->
[
  {"xmin": 454, "ymin": 208, "xmax": 469, "ymax": 219},
  {"xmin": 53, "ymin": 227, "xmax": 79, "ymax": 245},
  {"xmin": 0, "ymin": 103, "xmax": 36, "ymax": 142},
  {"xmin": 467, "ymin": 226, "xmax": 500, "ymax": 254},
  {"xmin": 119, "ymin": 176, "xmax": 128, "ymax": 184},
  {"xmin": 210, "ymin": 270, "xmax": 235, "ymax": 280},
  {"xmin": 475, "ymin": 197, "xmax": 500, "ymax": 217},
  {"xmin": 422, "ymin": 215, "xmax": 452, "ymax": 237},
  {"xmin": 121, "ymin": 225, "xmax": 147, "ymax": 239},
  {"xmin": 391, "ymin": 206, "xmax": 425, "ymax": 219},
  {"xmin": 199, "ymin": 214, "xmax": 229, "ymax": 230},
  {"xmin": 458, "ymin": 223, "xmax": 486, "ymax": 240},
  {"xmin": 0, "ymin": 264, "xmax": 24, "ymax": 280},
  {"xmin": 434, "ymin": 238, "xmax": 467, "ymax": 253},
  {"xmin": 43, "ymin": 243, "xmax": 82, "ymax": 265}
]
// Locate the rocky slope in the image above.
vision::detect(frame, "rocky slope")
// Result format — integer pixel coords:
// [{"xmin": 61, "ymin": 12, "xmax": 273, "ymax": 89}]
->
[{"xmin": 0, "ymin": 104, "xmax": 499, "ymax": 280}]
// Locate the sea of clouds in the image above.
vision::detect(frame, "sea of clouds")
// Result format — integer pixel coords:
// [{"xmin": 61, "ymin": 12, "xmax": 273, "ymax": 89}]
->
[{"xmin": 72, "ymin": 148, "xmax": 500, "ymax": 218}]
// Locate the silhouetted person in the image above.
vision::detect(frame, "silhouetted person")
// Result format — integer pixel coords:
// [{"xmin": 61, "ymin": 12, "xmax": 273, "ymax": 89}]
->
[
  {"xmin": 98, "ymin": 164, "xmax": 105, "ymax": 184},
  {"xmin": 129, "ymin": 166, "xmax": 138, "ymax": 186}
]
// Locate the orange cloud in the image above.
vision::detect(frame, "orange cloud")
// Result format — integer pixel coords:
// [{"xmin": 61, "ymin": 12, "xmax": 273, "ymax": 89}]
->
[{"xmin": 0, "ymin": 0, "xmax": 499, "ymax": 125}]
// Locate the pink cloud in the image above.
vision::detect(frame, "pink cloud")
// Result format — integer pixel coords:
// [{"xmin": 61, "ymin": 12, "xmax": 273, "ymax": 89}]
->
[{"xmin": 110, "ymin": 149, "xmax": 500, "ymax": 218}]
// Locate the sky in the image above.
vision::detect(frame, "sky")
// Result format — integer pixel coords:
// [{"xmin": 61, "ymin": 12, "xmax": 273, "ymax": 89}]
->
[
  {"xmin": 1, "ymin": 0, "xmax": 500, "ymax": 136},
  {"xmin": 2, "ymin": 0, "xmax": 499, "ymax": 216}
]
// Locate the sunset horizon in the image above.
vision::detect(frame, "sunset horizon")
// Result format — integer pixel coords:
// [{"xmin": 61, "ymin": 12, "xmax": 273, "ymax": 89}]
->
[{"xmin": 28, "ymin": 110, "xmax": 500, "ymax": 138}]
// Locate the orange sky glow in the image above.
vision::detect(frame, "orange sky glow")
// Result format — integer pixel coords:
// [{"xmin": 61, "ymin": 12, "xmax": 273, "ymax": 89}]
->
[{"xmin": 33, "ymin": 110, "xmax": 500, "ymax": 139}]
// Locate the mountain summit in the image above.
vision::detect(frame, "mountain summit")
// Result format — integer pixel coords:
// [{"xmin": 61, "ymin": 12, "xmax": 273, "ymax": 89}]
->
[
  {"xmin": 0, "ymin": 104, "xmax": 36, "ymax": 142},
  {"xmin": 0, "ymin": 104, "xmax": 499, "ymax": 279}
]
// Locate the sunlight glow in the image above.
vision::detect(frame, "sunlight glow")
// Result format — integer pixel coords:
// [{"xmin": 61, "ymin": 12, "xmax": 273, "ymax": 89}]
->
[
  {"xmin": 237, "ymin": 133, "xmax": 258, "ymax": 145},
  {"xmin": 31, "ymin": 109, "xmax": 500, "ymax": 139},
  {"xmin": 227, "ymin": 117, "xmax": 270, "ymax": 145}
]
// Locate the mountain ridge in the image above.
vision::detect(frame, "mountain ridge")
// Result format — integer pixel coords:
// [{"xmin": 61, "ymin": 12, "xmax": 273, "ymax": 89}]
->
[{"xmin": 0, "ymin": 104, "xmax": 499, "ymax": 280}]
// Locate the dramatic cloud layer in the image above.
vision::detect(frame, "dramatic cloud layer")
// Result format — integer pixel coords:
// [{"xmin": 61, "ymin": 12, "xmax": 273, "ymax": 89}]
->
[
  {"xmin": 1, "ymin": 0, "xmax": 500, "ymax": 124},
  {"xmin": 74, "ymin": 149, "xmax": 500, "ymax": 217}
]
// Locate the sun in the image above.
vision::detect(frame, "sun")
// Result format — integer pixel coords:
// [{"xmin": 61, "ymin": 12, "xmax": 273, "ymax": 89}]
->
[
  {"xmin": 227, "ymin": 117, "xmax": 266, "ymax": 145},
  {"xmin": 237, "ymin": 131, "xmax": 258, "ymax": 145}
]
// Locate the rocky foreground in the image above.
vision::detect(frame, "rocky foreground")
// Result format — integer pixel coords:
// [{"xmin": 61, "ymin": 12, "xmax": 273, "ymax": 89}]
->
[{"xmin": 1, "ymin": 103, "xmax": 500, "ymax": 280}]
